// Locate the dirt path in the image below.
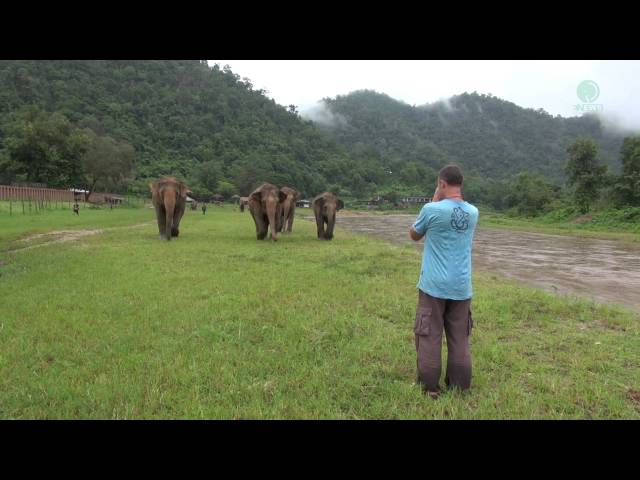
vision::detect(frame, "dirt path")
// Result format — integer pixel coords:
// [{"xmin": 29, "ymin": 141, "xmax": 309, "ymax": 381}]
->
[{"xmin": 6, "ymin": 222, "xmax": 152, "ymax": 253}]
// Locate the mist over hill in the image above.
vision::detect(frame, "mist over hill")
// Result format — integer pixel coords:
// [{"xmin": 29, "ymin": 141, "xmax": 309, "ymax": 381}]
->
[{"xmin": 305, "ymin": 89, "xmax": 628, "ymax": 184}]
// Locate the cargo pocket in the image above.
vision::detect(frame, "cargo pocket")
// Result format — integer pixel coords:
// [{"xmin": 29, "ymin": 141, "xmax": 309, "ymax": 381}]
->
[
  {"xmin": 467, "ymin": 309, "xmax": 474, "ymax": 336},
  {"xmin": 414, "ymin": 307, "xmax": 432, "ymax": 336}
]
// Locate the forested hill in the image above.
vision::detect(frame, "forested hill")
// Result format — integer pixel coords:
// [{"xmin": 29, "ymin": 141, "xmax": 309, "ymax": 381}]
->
[
  {"xmin": 316, "ymin": 90, "xmax": 628, "ymax": 183},
  {"xmin": 0, "ymin": 60, "xmax": 364, "ymax": 197},
  {"xmin": 0, "ymin": 61, "xmax": 632, "ymax": 202}
]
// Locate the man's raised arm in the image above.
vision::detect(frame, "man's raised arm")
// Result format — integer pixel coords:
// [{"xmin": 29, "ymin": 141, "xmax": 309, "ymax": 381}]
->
[{"xmin": 409, "ymin": 226, "xmax": 424, "ymax": 242}]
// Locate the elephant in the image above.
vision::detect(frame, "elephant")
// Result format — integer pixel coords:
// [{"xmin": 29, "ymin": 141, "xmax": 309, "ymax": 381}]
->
[
  {"xmin": 248, "ymin": 183, "xmax": 287, "ymax": 241},
  {"xmin": 149, "ymin": 176, "xmax": 191, "ymax": 241},
  {"xmin": 312, "ymin": 192, "xmax": 344, "ymax": 240},
  {"xmin": 277, "ymin": 186, "xmax": 300, "ymax": 233},
  {"xmin": 239, "ymin": 196, "xmax": 250, "ymax": 212}
]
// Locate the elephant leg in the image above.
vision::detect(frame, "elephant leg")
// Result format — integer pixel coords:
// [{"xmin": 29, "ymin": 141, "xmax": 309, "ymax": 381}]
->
[
  {"xmin": 251, "ymin": 209, "xmax": 268, "ymax": 240},
  {"xmin": 287, "ymin": 206, "xmax": 295, "ymax": 232},
  {"xmin": 315, "ymin": 213, "xmax": 324, "ymax": 239},
  {"xmin": 325, "ymin": 218, "xmax": 334, "ymax": 240},
  {"xmin": 172, "ymin": 204, "xmax": 185, "ymax": 237},
  {"xmin": 155, "ymin": 205, "xmax": 166, "ymax": 238},
  {"xmin": 258, "ymin": 214, "xmax": 269, "ymax": 240}
]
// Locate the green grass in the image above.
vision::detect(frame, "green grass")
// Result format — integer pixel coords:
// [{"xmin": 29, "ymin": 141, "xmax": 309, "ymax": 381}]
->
[
  {"xmin": 0, "ymin": 201, "xmax": 152, "ymax": 252},
  {"xmin": 1, "ymin": 205, "xmax": 638, "ymax": 419},
  {"xmin": 479, "ymin": 209, "xmax": 640, "ymax": 243}
]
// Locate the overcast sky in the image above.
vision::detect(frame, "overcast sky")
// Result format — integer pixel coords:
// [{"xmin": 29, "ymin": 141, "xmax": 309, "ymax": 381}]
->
[{"xmin": 208, "ymin": 60, "xmax": 640, "ymax": 131}]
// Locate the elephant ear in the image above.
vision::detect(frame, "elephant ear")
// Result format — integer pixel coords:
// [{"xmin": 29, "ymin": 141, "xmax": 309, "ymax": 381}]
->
[
  {"xmin": 313, "ymin": 195, "xmax": 325, "ymax": 209},
  {"xmin": 149, "ymin": 183, "xmax": 156, "ymax": 194},
  {"xmin": 179, "ymin": 183, "xmax": 191, "ymax": 198},
  {"xmin": 250, "ymin": 190, "xmax": 262, "ymax": 204},
  {"xmin": 336, "ymin": 199, "xmax": 344, "ymax": 211},
  {"xmin": 278, "ymin": 190, "xmax": 288, "ymax": 203}
]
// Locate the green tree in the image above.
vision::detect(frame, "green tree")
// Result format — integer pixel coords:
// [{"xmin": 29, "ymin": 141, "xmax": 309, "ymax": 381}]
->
[
  {"xmin": 216, "ymin": 180, "xmax": 237, "ymax": 198},
  {"xmin": 504, "ymin": 172, "xmax": 554, "ymax": 216},
  {"xmin": 4, "ymin": 108, "xmax": 88, "ymax": 187},
  {"xmin": 81, "ymin": 131, "xmax": 134, "ymax": 200},
  {"xmin": 193, "ymin": 160, "xmax": 224, "ymax": 196},
  {"xmin": 613, "ymin": 136, "xmax": 640, "ymax": 206},
  {"xmin": 565, "ymin": 139, "xmax": 607, "ymax": 213}
]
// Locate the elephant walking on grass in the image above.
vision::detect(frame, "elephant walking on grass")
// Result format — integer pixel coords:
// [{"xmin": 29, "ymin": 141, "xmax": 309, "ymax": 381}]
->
[
  {"xmin": 239, "ymin": 197, "xmax": 250, "ymax": 212},
  {"xmin": 248, "ymin": 183, "xmax": 286, "ymax": 241},
  {"xmin": 149, "ymin": 176, "xmax": 191, "ymax": 240},
  {"xmin": 278, "ymin": 186, "xmax": 300, "ymax": 233},
  {"xmin": 313, "ymin": 192, "xmax": 344, "ymax": 240}
]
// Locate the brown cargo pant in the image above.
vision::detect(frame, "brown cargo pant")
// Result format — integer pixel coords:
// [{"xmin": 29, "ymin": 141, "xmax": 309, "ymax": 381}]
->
[{"xmin": 414, "ymin": 289, "xmax": 473, "ymax": 393}]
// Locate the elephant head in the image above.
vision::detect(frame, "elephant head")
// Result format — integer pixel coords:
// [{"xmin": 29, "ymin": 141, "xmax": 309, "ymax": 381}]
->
[
  {"xmin": 278, "ymin": 186, "xmax": 300, "ymax": 233},
  {"xmin": 313, "ymin": 192, "xmax": 344, "ymax": 240},
  {"xmin": 248, "ymin": 183, "xmax": 287, "ymax": 241},
  {"xmin": 149, "ymin": 176, "xmax": 191, "ymax": 241}
]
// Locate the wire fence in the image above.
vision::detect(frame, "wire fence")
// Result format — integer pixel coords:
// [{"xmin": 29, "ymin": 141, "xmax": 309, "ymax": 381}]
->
[{"xmin": 0, "ymin": 184, "xmax": 147, "ymax": 215}]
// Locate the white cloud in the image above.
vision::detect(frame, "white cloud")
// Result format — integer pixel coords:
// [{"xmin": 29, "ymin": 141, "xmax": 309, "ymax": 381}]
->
[
  {"xmin": 209, "ymin": 60, "xmax": 640, "ymax": 131},
  {"xmin": 300, "ymin": 101, "xmax": 348, "ymax": 128}
]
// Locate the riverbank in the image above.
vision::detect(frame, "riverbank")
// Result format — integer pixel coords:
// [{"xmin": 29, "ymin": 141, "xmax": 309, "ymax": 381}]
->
[
  {"xmin": 1, "ymin": 207, "xmax": 638, "ymax": 418},
  {"xmin": 338, "ymin": 207, "xmax": 640, "ymax": 243},
  {"xmin": 479, "ymin": 210, "xmax": 640, "ymax": 243}
]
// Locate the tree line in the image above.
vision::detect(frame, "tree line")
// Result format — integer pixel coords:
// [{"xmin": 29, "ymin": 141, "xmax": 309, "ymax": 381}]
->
[{"xmin": 0, "ymin": 60, "xmax": 637, "ymax": 213}]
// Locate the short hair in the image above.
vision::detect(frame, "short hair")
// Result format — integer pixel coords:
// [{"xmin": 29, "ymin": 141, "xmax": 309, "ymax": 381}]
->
[{"xmin": 438, "ymin": 165, "xmax": 463, "ymax": 186}]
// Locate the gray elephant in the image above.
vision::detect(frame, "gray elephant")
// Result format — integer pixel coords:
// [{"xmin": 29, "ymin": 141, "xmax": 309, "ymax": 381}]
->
[
  {"xmin": 312, "ymin": 192, "xmax": 344, "ymax": 240},
  {"xmin": 278, "ymin": 186, "xmax": 300, "ymax": 233},
  {"xmin": 248, "ymin": 183, "xmax": 287, "ymax": 241},
  {"xmin": 149, "ymin": 176, "xmax": 191, "ymax": 240}
]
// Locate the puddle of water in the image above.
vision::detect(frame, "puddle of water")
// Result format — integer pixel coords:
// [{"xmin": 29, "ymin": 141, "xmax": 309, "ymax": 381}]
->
[{"xmin": 318, "ymin": 214, "xmax": 640, "ymax": 312}]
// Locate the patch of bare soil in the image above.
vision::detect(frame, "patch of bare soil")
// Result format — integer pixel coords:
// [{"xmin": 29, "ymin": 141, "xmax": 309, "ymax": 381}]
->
[
  {"xmin": 9, "ymin": 230, "xmax": 104, "ymax": 253},
  {"xmin": 627, "ymin": 389, "xmax": 640, "ymax": 405},
  {"xmin": 8, "ymin": 222, "xmax": 152, "ymax": 253}
]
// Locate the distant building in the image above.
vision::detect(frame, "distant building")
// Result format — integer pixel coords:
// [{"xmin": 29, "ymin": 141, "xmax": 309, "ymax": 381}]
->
[
  {"xmin": 367, "ymin": 196, "xmax": 383, "ymax": 206},
  {"xmin": 104, "ymin": 195, "xmax": 124, "ymax": 205},
  {"xmin": 296, "ymin": 199, "xmax": 311, "ymax": 208},
  {"xmin": 401, "ymin": 196, "xmax": 431, "ymax": 204}
]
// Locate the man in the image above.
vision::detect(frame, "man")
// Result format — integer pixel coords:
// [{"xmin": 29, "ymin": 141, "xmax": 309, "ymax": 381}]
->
[
  {"xmin": 73, "ymin": 202, "xmax": 80, "ymax": 216},
  {"xmin": 202, "ymin": 203, "xmax": 207, "ymax": 215},
  {"xmin": 409, "ymin": 165, "xmax": 479, "ymax": 398}
]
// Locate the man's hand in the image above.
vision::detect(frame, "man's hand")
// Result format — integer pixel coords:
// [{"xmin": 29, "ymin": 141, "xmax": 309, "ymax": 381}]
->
[{"xmin": 432, "ymin": 185, "xmax": 444, "ymax": 202}]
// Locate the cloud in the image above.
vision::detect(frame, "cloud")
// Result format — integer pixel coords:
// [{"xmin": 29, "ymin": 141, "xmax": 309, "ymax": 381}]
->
[
  {"xmin": 596, "ymin": 112, "xmax": 640, "ymax": 136},
  {"xmin": 300, "ymin": 100, "xmax": 348, "ymax": 128},
  {"xmin": 420, "ymin": 97, "xmax": 456, "ymax": 113}
]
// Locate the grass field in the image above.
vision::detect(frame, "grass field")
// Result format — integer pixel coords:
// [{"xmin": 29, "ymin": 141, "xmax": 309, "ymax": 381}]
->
[{"xmin": 1, "ymin": 205, "xmax": 639, "ymax": 419}]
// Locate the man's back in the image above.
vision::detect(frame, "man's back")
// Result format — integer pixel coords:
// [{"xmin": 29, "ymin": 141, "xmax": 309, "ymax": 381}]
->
[{"xmin": 413, "ymin": 199, "xmax": 479, "ymax": 300}]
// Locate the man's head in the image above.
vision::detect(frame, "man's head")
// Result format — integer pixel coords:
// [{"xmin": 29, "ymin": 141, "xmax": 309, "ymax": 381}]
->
[{"xmin": 438, "ymin": 165, "xmax": 463, "ymax": 188}]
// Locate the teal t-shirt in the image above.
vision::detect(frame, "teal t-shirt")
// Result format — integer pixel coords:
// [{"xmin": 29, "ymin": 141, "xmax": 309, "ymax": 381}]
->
[{"xmin": 412, "ymin": 199, "xmax": 479, "ymax": 300}]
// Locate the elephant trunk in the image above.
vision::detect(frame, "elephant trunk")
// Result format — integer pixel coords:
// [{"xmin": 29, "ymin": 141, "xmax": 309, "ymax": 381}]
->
[
  {"xmin": 282, "ymin": 201, "xmax": 291, "ymax": 233},
  {"xmin": 163, "ymin": 190, "xmax": 175, "ymax": 241},
  {"xmin": 266, "ymin": 198, "xmax": 278, "ymax": 241},
  {"xmin": 325, "ymin": 212, "xmax": 336, "ymax": 240}
]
